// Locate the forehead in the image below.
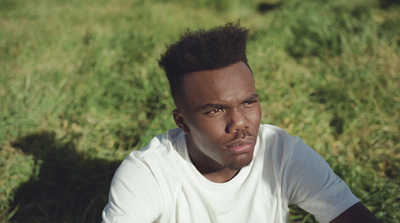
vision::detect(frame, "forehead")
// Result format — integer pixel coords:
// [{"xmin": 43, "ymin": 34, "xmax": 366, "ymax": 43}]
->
[{"xmin": 178, "ymin": 61, "xmax": 256, "ymax": 109}]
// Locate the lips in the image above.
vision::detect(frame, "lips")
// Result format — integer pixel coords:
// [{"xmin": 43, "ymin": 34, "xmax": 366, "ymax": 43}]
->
[{"xmin": 224, "ymin": 137, "xmax": 256, "ymax": 155}]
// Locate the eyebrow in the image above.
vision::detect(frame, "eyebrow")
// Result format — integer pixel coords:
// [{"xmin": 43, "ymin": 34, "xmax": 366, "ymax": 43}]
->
[
  {"xmin": 197, "ymin": 94, "xmax": 259, "ymax": 111},
  {"xmin": 244, "ymin": 94, "xmax": 259, "ymax": 103}
]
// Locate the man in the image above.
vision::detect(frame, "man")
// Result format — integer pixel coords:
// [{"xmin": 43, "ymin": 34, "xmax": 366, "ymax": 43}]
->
[{"xmin": 102, "ymin": 23, "xmax": 379, "ymax": 222}]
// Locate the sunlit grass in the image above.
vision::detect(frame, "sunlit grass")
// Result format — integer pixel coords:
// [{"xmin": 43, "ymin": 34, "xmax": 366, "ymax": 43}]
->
[{"xmin": 1, "ymin": 0, "xmax": 399, "ymax": 222}]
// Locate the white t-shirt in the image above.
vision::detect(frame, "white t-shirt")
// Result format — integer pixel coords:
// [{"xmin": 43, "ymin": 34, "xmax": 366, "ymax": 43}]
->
[{"xmin": 102, "ymin": 124, "xmax": 359, "ymax": 223}]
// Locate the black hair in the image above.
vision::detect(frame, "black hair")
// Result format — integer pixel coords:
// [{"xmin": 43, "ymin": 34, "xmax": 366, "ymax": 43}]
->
[{"xmin": 158, "ymin": 22, "xmax": 250, "ymax": 98}]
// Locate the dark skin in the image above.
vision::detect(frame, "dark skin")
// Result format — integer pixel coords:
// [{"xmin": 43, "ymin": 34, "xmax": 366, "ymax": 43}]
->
[
  {"xmin": 330, "ymin": 202, "xmax": 380, "ymax": 223},
  {"xmin": 172, "ymin": 61, "xmax": 380, "ymax": 222},
  {"xmin": 173, "ymin": 61, "xmax": 261, "ymax": 183}
]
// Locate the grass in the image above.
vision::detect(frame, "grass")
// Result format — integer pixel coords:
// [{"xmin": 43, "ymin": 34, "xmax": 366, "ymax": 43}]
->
[{"xmin": 0, "ymin": 0, "xmax": 399, "ymax": 222}]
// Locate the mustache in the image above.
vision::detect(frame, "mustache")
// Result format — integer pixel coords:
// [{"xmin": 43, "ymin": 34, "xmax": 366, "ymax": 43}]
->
[{"xmin": 225, "ymin": 131, "xmax": 256, "ymax": 148}]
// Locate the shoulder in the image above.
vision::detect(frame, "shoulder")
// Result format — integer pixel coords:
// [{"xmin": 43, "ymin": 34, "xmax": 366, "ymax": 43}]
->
[
  {"xmin": 103, "ymin": 128, "xmax": 184, "ymax": 222},
  {"xmin": 117, "ymin": 127, "xmax": 184, "ymax": 175},
  {"xmin": 259, "ymin": 124, "xmax": 298, "ymax": 145},
  {"xmin": 120, "ymin": 128, "xmax": 184, "ymax": 168},
  {"xmin": 254, "ymin": 124, "xmax": 305, "ymax": 182},
  {"xmin": 258, "ymin": 124, "xmax": 300, "ymax": 160},
  {"xmin": 258, "ymin": 125, "xmax": 330, "ymax": 178},
  {"xmin": 260, "ymin": 126, "xmax": 361, "ymax": 222},
  {"xmin": 259, "ymin": 124, "xmax": 289, "ymax": 136},
  {"xmin": 136, "ymin": 128, "xmax": 182, "ymax": 155}
]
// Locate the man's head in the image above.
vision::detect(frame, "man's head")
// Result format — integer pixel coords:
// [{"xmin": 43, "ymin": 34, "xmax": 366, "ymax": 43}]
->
[
  {"xmin": 158, "ymin": 22, "xmax": 250, "ymax": 99},
  {"xmin": 158, "ymin": 23, "xmax": 261, "ymax": 176}
]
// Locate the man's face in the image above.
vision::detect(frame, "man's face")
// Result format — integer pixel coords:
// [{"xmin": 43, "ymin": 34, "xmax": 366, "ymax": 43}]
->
[{"xmin": 174, "ymin": 61, "xmax": 262, "ymax": 171}]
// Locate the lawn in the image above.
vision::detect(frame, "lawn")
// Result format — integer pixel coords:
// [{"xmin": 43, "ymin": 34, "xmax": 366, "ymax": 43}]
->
[{"xmin": 0, "ymin": 0, "xmax": 399, "ymax": 222}]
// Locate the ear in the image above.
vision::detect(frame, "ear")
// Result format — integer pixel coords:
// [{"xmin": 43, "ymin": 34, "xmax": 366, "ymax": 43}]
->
[{"xmin": 172, "ymin": 109, "xmax": 190, "ymax": 134}]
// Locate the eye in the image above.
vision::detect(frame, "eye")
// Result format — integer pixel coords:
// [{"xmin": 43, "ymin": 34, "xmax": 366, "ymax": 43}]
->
[
  {"xmin": 205, "ymin": 108, "xmax": 224, "ymax": 115},
  {"xmin": 244, "ymin": 100, "xmax": 257, "ymax": 107}
]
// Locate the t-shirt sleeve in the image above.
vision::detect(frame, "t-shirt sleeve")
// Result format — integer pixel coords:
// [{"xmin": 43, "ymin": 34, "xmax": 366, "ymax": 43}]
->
[
  {"xmin": 102, "ymin": 152, "xmax": 163, "ymax": 223},
  {"xmin": 282, "ymin": 137, "xmax": 360, "ymax": 223}
]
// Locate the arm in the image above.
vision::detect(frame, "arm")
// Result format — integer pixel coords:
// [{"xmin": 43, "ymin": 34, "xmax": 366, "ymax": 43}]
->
[
  {"xmin": 330, "ymin": 202, "xmax": 380, "ymax": 223},
  {"xmin": 280, "ymin": 135, "xmax": 369, "ymax": 222}
]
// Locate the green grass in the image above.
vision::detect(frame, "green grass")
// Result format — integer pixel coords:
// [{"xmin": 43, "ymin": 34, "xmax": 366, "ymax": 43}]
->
[{"xmin": 1, "ymin": 0, "xmax": 399, "ymax": 222}]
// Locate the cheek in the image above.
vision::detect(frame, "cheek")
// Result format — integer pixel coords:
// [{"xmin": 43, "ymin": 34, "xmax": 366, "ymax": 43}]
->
[
  {"xmin": 189, "ymin": 117, "xmax": 227, "ymax": 143},
  {"xmin": 247, "ymin": 106, "xmax": 262, "ymax": 124},
  {"xmin": 255, "ymin": 106, "xmax": 262, "ymax": 122}
]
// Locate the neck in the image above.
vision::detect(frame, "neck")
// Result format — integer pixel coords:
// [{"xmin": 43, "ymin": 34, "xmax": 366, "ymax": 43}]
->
[{"xmin": 202, "ymin": 168, "xmax": 240, "ymax": 183}]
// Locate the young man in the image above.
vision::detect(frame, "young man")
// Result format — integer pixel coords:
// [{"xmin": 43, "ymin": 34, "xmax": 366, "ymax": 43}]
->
[{"xmin": 102, "ymin": 23, "xmax": 379, "ymax": 222}]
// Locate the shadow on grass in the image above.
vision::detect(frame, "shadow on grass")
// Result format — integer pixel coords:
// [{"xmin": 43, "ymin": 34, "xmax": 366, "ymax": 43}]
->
[{"xmin": 9, "ymin": 132, "xmax": 121, "ymax": 223}]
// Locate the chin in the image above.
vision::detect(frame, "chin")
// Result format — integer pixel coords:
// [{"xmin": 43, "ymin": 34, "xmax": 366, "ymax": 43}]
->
[{"xmin": 226, "ymin": 155, "xmax": 253, "ymax": 170}]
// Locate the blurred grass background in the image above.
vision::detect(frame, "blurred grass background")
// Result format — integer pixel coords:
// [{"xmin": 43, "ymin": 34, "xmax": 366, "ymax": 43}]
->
[{"xmin": 0, "ymin": 0, "xmax": 399, "ymax": 222}]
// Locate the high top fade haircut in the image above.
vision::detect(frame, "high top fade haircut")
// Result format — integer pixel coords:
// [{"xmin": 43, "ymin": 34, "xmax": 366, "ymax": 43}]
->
[{"xmin": 158, "ymin": 22, "xmax": 250, "ymax": 98}]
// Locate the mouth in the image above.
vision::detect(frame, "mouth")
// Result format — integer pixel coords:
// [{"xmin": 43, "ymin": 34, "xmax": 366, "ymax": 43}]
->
[{"xmin": 224, "ymin": 137, "xmax": 256, "ymax": 155}]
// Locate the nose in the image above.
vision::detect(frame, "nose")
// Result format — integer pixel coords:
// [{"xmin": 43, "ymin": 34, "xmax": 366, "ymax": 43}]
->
[{"xmin": 225, "ymin": 108, "xmax": 247, "ymax": 133}]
